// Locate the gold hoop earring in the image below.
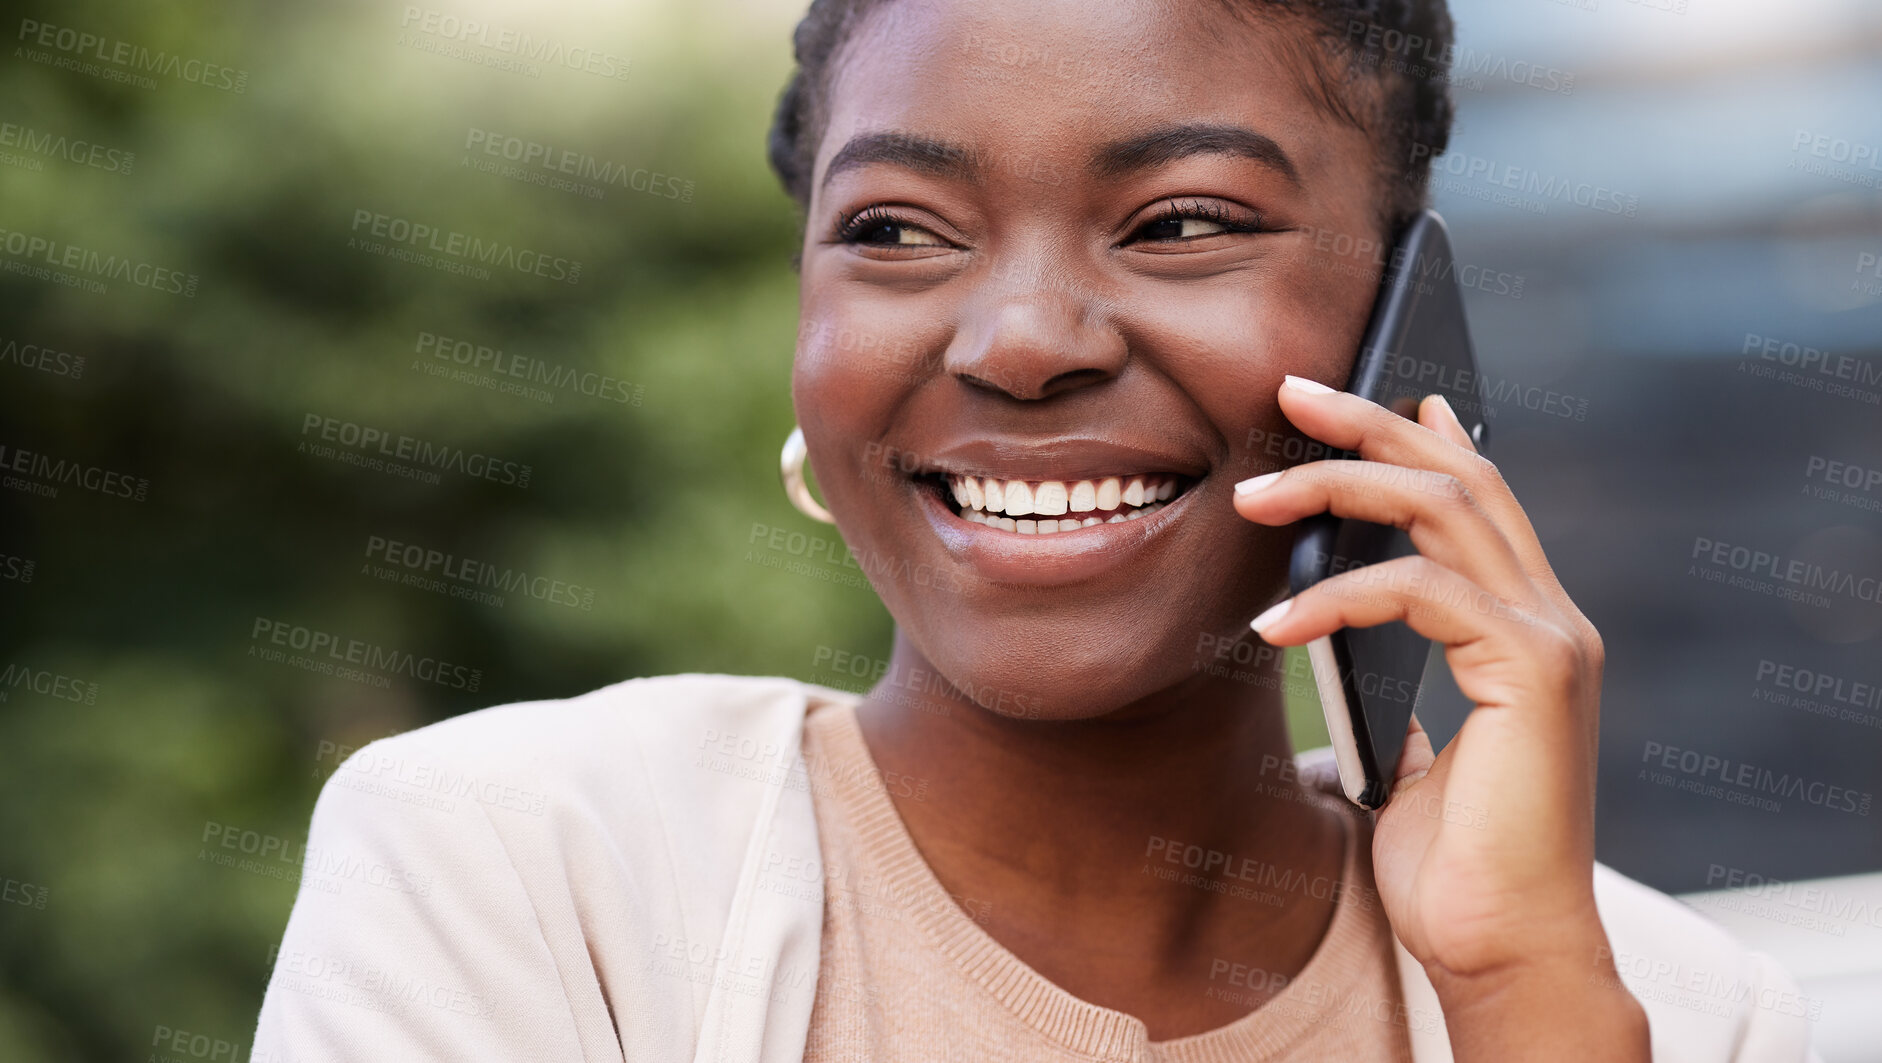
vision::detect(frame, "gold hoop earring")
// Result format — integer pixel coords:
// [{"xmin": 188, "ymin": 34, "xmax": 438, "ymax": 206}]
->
[{"xmin": 780, "ymin": 426, "xmax": 835, "ymax": 524}]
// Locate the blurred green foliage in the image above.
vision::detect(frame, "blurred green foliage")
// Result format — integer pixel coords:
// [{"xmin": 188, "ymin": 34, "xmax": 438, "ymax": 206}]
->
[{"xmin": 0, "ymin": 1, "xmax": 1325, "ymax": 1058}]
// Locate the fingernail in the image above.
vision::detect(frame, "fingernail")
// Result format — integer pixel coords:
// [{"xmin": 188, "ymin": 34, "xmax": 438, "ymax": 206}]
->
[
  {"xmin": 1235, "ymin": 472, "xmax": 1282, "ymax": 496},
  {"xmin": 1282, "ymin": 374, "xmax": 1336, "ymax": 395},
  {"xmin": 1250, "ymin": 598, "xmax": 1293, "ymax": 633},
  {"xmin": 1428, "ymin": 394, "xmax": 1458, "ymax": 421}
]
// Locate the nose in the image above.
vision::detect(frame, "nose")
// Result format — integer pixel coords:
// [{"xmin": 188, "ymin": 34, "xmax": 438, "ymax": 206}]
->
[{"xmin": 943, "ymin": 263, "xmax": 1127, "ymax": 401}]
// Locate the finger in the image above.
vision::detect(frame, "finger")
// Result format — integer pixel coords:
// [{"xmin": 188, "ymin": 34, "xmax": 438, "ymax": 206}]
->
[
  {"xmin": 1392, "ymin": 712, "xmax": 1437, "ymax": 795},
  {"xmin": 1234, "ymin": 458, "xmax": 1532, "ymax": 602},
  {"xmin": 1419, "ymin": 392, "xmax": 1597, "ymax": 656},
  {"xmin": 1418, "ymin": 394, "xmax": 1476, "ymax": 453},
  {"xmin": 1275, "ymin": 375, "xmax": 1471, "ymax": 471},
  {"xmin": 1276, "ymin": 375, "xmax": 1552, "ymax": 580},
  {"xmin": 1251, "ymin": 553, "xmax": 1526, "ymax": 646},
  {"xmin": 1384, "ymin": 718, "xmax": 1470, "ymax": 827},
  {"xmin": 1250, "ymin": 555, "xmax": 1588, "ymax": 740}
]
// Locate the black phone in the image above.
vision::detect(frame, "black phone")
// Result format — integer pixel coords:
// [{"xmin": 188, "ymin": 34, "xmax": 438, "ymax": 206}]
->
[{"xmin": 1287, "ymin": 209, "xmax": 1489, "ymax": 809}]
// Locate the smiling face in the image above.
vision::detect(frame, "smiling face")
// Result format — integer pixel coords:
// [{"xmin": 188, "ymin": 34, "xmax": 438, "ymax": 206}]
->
[{"xmin": 793, "ymin": 0, "xmax": 1391, "ymax": 722}]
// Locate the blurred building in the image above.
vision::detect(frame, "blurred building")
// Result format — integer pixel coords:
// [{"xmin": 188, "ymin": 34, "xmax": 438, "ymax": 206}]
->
[{"xmin": 1420, "ymin": 2, "xmax": 1882, "ymax": 1056}]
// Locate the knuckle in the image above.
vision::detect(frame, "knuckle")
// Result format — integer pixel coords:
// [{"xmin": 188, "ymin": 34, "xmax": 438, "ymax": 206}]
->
[
  {"xmin": 1464, "ymin": 452, "xmax": 1508, "ymax": 493},
  {"xmin": 1579, "ymin": 620, "xmax": 1606, "ymax": 673},
  {"xmin": 1532, "ymin": 624, "xmax": 1589, "ymax": 681},
  {"xmin": 1301, "ymin": 579, "xmax": 1357, "ymax": 618},
  {"xmin": 1329, "ymin": 557, "xmax": 1402, "ymax": 609},
  {"xmin": 1319, "ymin": 568, "xmax": 1372, "ymax": 606},
  {"xmin": 1402, "ymin": 554, "xmax": 1446, "ymax": 584},
  {"xmin": 1392, "ymin": 555, "xmax": 1448, "ymax": 606},
  {"xmin": 1428, "ymin": 472, "xmax": 1472, "ymax": 509},
  {"xmin": 1355, "ymin": 407, "xmax": 1398, "ymax": 448}
]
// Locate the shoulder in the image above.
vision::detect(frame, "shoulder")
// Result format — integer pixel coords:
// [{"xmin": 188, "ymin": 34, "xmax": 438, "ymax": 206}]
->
[
  {"xmin": 256, "ymin": 674, "xmax": 836, "ymax": 1059},
  {"xmin": 362, "ymin": 671, "xmax": 820, "ymax": 772},
  {"xmin": 312, "ymin": 671, "xmax": 840, "ymax": 866},
  {"xmin": 1593, "ymin": 864, "xmax": 1820, "ymax": 1061},
  {"xmin": 327, "ymin": 672, "xmax": 835, "ymax": 804}
]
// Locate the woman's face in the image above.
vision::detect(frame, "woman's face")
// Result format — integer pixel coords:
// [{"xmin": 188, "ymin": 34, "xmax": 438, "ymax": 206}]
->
[{"xmin": 794, "ymin": 0, "xmax": 1388, "ymax": 721}]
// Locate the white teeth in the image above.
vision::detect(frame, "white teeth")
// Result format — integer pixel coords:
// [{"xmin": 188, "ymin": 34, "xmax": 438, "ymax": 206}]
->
[
  {"xmin": 944, "ymin": 472, "xmax": 1185, "ymax": 530},
  {"xmin": 1004, "ymin": 481, "xmax": 1035, "ymax": 516},
  {"xmin": 1033, "ymin": 481, "xmax": 1068, "ymax": 515}
]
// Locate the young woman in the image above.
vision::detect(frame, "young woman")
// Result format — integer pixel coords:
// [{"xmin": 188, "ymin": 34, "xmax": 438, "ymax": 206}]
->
[{"xmin": 253, "ymin": 1, "xmax": 1817, "ymax": 1059}]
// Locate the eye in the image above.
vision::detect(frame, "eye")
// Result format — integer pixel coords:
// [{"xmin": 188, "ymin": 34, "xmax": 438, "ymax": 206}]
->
[
  {"xmin": 1142, "ymin": 216, "xmax": 1231, "ymax": 240},
  {"xmin": 836, "ymin": 205, "xmax": 950, "ymax": 248},
  {"xmin": 1126, "ymin": 198, "xmax": 1263, "ymax": 245}
]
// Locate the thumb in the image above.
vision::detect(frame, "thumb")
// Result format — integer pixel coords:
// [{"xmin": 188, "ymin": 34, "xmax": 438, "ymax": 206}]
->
[{"xmin": 1391, "ymin": 712, "xmax": 1437, "ymax": 797}]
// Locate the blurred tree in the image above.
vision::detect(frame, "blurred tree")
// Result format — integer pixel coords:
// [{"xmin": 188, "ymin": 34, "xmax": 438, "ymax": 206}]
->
[
  {"xmin": 0, "ymin": 0, "xmax": 896, "ymax": 1057},
  {"xmin": 0, "ymin": 2, "xmax": 1331, "ymax": 1058}
]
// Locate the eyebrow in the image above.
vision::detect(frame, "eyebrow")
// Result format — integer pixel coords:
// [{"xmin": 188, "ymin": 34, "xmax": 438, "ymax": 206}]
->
[
  {"xmin": 818, "ymin": 122, "xmax": 1301, "ymax": 192},
  {"xmin": 821, "ymin": 131, "xmax": 980, "ymax": 191},
  {"xmin": 1090, "ymin": 123, "xmax": 1301, "ymax": 186}
]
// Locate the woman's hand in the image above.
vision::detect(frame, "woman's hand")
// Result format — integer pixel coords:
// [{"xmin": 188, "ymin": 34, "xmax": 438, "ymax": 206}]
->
[{"xmin": 1233, "ymin": 374, "xmax": 1648, "ymax": 1061}]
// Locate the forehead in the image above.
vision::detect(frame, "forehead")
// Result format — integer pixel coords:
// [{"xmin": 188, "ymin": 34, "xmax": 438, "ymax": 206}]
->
[{"xmin": 816, "ymin": 0, "xmax": 1357, "ymax": 186}]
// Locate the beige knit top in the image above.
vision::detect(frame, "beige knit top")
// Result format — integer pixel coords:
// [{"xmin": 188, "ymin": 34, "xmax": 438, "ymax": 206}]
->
[{"xmin": 796, "ymin": 695, "xmax": 1417, "ymax": 1062}]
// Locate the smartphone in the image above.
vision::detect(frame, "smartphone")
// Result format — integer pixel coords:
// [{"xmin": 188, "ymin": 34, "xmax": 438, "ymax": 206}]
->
[{"xmin": 1287, "ymin": 209, "xmax": 1490, "ymax": 809}]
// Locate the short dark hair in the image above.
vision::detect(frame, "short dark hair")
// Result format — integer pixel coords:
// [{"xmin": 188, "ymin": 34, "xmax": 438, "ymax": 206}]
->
[{"xmin": 766, "ymin": 0, "xmax": 1456, "ymax": 235}]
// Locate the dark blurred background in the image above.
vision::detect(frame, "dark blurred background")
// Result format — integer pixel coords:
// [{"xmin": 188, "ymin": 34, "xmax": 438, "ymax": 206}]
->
[{"xmin": 0, "ymin": 0, "xmax": 1877, "ymax": 1059}]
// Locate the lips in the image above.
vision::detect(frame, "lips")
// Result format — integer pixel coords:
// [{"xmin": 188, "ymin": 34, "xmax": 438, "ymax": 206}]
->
[
  {"xmin": 944, "ymin": 473, "xmax": 1183, "ymax": 534},
  {"xmin": 891, "ymin": 435, "xmax": 1209, "ymax": 585}
]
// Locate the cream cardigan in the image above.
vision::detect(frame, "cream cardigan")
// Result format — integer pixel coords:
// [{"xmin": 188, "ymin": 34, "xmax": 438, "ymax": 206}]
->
[{"xmin": 251, "ymin": 674, "xmax": 1820, "ymax": 1061}]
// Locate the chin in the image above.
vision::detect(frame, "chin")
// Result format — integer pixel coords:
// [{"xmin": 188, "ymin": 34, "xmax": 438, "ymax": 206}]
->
[{"xmin": 891, "ymin": 598, "xmax": 1240, "ymax": 724}]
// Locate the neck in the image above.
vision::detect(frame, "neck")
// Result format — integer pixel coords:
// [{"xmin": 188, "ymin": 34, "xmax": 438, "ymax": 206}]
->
[{"xmin": 851, "ymin": 628, "xmax": 1348, "ymax": 1019}]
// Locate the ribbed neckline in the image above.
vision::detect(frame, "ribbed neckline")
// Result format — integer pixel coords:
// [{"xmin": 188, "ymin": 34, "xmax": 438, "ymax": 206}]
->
[{"xmin": 802, "ymin": 688, "xmax": 1387, "ymax": 1063}]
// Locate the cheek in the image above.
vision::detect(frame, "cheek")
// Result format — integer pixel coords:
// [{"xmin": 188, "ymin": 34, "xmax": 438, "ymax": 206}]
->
[
  {"xmin": 1116, "ymin": 265, "xmax": 1372, "ymax": 464},
  {"xmin": 790, "ymin": 286, "xmax": 943, "ymax": 526},
  {"xmin": 797, "ymin": 304, "xmax": 912, "ymax": 397},
  {"xmin": 793, "ymin": 266, "xmax": 952, "ymax": 395}
]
